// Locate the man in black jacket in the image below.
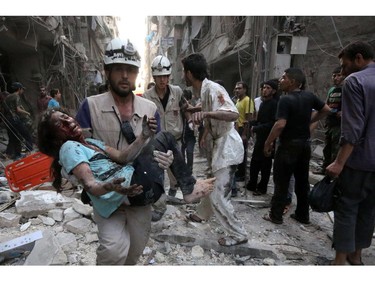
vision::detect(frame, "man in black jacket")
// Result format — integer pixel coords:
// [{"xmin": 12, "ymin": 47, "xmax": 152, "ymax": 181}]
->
[{"xmin": 246, "ymin": 80, "xmax": 278, "ymax": 195}]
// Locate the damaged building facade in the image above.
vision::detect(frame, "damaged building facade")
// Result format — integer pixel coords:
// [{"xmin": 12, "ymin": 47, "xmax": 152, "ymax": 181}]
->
[
  {"xmin": 0, "ymin": 16, "xmax": 119, "ymax": 121},
  {"xmin": 144, "ymin": 16, "xmax": 375, "ymax": 101}
]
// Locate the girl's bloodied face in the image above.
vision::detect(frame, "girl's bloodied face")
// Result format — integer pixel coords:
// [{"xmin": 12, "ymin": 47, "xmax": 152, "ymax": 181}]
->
[{"xmin": 50, "ymin": 111, "xmax": 83, "ymax": 142}]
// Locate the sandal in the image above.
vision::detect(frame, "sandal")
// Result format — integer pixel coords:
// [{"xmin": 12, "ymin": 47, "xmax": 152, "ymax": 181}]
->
[
  {"xmin": 186, "ymin": 213, "xmax": 203, "ymax": 223},
  {"xmin": 346, "ymin": 256, "xmax": 364, "ymax": 265},
  {"xmin": 218, "ymin": 236, "xmax": 248, "ymax": 247},
  {"xmin": 262, "ymin": 213, "xmax": 283, "ymax": 224}
]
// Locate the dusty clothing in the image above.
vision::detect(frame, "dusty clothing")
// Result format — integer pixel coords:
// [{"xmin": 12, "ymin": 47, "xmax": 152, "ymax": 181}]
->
[
  {"xmin": 94, "ymin": 204, "xmax": 151, "ymax": 265},
  {"xmin": 75, "ymin": 92, "xmax": 158, "ymax": 265},
  {"xmin": 200, "ymin": 79, "xmax": 244, "ymax": 173},
  {"xmin": 60, "ymin": 139, "xmax": 134, "ymax": 218},
  {"xmin": 60, "ymin": 133, "xmax": 195, "ymax": 217},
  {"xmin": 196, "ymin": 165, "xmax": 248, "ymax": 240},
  {"xmin": 143, "ymin": 84, "xmax": 184, "ymax": 140},
  {"xmin": 195, "ymin": 78, "xmax": 247, "ymax": 240}
]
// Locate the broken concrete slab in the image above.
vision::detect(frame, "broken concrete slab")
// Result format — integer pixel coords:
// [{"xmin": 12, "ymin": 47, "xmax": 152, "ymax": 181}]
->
[
  {"xmin": 47, "ymin": 209, "xmax": 64, "ymax": 222},
  {"xmin": 72, "ymin": 199, "xmax": 93, "ymax": 216},
  {"xmin": 24, "ymin": 230, "xmax": 67, "ymax": 265},
  {"xmin": 0, "ymin": 212, "xmax": 21, "ymax": 227},
  {"xmin": 15, "ymin": 190, "xmax": 74, "ymax": 218},
  {"xmin": 63, "ymin": 207, "xmax": 82, "ymax": 222},
  {"xmin": 65, "ymin": 217, "xmax": 93, "ymax": 235},
  {"xmin": 56, "ymin": 232, "xmax": 78, "ymax": 252},
  {"xmin": 153, "ymin": 232, "xmax": 278, "ymax": 260}
]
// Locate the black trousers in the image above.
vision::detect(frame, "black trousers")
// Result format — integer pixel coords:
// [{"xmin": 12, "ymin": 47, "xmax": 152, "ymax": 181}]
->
[
  {"xmin": 4, "ymin": 116, "xmax": 33, "ymax": 158},
  {"xmin": 129, "ymin": 132, "xmax": 196, "ymax": 206},
  {"xmin": 248, "ymin": 156, "xmax": 273, "ymax": 193},
  {"xmin": 271, "ymin": 140, "xmax": 311, "ymax": 221}
]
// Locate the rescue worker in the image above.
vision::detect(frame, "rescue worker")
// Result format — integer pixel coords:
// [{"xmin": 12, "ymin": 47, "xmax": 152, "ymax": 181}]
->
[{"xmin": 143, "ymin": 55, "xmax": 186, "ymax": 221}]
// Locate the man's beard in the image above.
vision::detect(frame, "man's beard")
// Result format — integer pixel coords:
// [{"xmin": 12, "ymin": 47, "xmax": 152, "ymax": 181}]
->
[{"xmin": 108, "ymin": 79, "xmax": 135, "ymax": 98}]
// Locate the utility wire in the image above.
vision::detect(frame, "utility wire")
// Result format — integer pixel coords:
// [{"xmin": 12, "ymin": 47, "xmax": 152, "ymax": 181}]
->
[{"xmin": 330, "ymin": 16, "xmax": 344, "ymax": 49}]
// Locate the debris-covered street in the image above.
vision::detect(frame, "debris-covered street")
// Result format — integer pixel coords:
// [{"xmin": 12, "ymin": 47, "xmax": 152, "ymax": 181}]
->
[{"xmin": 1, "ymin": 132, "xmax": 375, "ymax": 267}]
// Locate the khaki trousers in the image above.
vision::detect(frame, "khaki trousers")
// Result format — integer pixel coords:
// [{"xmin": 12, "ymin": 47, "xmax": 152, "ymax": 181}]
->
[{"xmin": 94, "ymin": 204, "xmax": 151, "ymax": 265}]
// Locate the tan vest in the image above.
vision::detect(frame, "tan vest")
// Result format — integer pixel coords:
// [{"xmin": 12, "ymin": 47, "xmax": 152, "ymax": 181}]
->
[
  {"xmin": 143, "ymin": 84, "xmax": 183, "ymax": 140},
  {"xmin": 87, "ymin": 92, "xmax": 157, "ymax": 149}
]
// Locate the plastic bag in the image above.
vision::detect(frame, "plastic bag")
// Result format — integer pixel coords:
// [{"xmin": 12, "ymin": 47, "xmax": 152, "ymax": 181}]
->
[{"xmin": 308, "ymin": 176, "xmax": 339, "ymax": 212}]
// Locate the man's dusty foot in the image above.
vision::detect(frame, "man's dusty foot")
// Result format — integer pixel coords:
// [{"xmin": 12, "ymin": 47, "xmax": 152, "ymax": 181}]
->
[{"xmin": 183, "ymin": 177, "xmax": 215, "ymax": 203}]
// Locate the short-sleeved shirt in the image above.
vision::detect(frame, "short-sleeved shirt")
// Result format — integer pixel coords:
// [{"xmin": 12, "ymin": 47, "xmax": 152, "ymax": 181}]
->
[
  {"xmin": 59, "ymin": 138, "xmax": 134, "ymax": 218},
  {"xmin": 276, "ymin": 90, "xmax": 325, "ymax": 142},
  {"xmin": 325, "ymin": 86, "xmax": 342, "ymax": 127},
  {"xmin": 48, "ymin": 98, "xmax": 60, "ymax": 108},
  {"xmin": 235, "ymin": 96, "xmax": 253, "ymax": 128}
]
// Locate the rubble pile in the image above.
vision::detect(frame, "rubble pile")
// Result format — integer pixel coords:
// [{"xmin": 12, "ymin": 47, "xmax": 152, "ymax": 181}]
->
[{"xmin": 0, "ymin": 143, "xmax": 374, "ymax": 266}]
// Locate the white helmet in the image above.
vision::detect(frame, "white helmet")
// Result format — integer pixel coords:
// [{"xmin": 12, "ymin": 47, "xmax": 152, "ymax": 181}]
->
[
  {"xmin": 151, "ymin": 55, "xmax": 172, "ymax": 76},
  {"xmin": 104, "ymin": 38, "xmax": 141, "ymax": 68}
]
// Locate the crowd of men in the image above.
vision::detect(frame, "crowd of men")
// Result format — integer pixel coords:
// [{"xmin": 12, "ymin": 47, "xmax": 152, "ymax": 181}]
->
[{"xmin": 1, "ymin": 37, "xmax": 374, "ymax": 266}]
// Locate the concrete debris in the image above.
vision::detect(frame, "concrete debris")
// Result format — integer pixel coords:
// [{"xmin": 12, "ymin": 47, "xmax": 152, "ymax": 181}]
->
[
  {"xmin": 191, "ymin": 245, "xmax": 205, "ymax": 257},
  {"xmin": 0, "ymin": 212, "xmax": 21, "ymax": 227},
  {"xmin": 65, "ymin": 217, "xmax": 92, "ymax": 235},
  {"xmin": 15, "ymin": 190, "xmax": 74, "ymax": 218},
  {"xmin": 0, "ymin": 143, "xmax": 374, "ymax": 265},
  {"xmin": 37, "ymin": 215, "xmax": 56, "ymax": 226},
  {"xmin": 20, "ymin": 221, "xmax": 31, "ymax": 232}
]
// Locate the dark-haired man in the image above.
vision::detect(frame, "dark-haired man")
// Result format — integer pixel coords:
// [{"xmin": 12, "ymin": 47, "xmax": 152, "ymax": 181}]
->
[
  {"xmin": 313, "ymin": 66, "xmax": 344, "ymax": 175},
  {"xmin": 76, "ymin": 38, "xmax": 173, "ymax": 265},
  {"xmin": 143, "ymin": 55, "xmax": 184, "ymax": 203},
  {"xmin": 37, "ymin": 86, "xmax": 51, "ymax": 114},
  {"xmin": 263, "ymin": 68, "xmax": 330, "ymax": 225},
  {"xmin": 247, "ymin": 80, "xmax": 278, "ymax": 196},
  {"xmin": 326, "ymin": 41, "xmax": 375, "ymax": 266},
  {"xmin": 232, "ymin": 81, "xmax": 254, "ymax": 193},
  {"xmin": 3, "ymin": 82, "xmax": 34, "ymax": 159},
  {"xmin": 182, "ymin": 53, "xmax": 248, "ymax": 246}
]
